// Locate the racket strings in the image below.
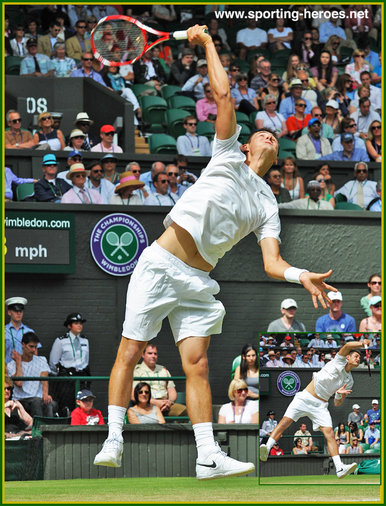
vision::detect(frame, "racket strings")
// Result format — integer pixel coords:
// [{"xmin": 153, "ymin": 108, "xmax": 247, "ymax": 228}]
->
[{"xmin": 93, "ymin": 20, "xmax": 145, "ymax": 63}]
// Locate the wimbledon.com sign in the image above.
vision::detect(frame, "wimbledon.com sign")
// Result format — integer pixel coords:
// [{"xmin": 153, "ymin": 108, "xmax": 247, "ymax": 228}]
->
[{"xmin": 5, "ymin": 211, "xmax": 75, "ymax": 273}]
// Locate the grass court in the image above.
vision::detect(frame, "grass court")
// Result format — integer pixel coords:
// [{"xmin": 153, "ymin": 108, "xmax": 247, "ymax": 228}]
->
[{"xmin": 4, "ymin": 475, "xmax": 381, "ymax": 503}]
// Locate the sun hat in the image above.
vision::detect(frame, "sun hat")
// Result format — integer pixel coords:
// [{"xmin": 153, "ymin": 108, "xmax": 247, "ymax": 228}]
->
[{"xmin": 115, "ymin": 171, "xmax": 145, "ymax": 194}]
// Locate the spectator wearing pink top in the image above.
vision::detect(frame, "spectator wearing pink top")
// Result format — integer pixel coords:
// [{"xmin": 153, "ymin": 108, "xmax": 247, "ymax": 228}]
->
[
  {"xmin": 196, "ymin": 83, "xmax": 217, "ymax": 123},
  {"xmin": 61, "ymin": 163, "xmax": 104, "ymax": 204}
]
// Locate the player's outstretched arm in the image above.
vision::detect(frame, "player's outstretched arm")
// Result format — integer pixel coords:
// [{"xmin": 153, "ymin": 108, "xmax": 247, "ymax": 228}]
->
[
  {"xmin": 260, "ymin": 237, "xmax": 336, "ymax": 309},
  {"xmin": 187, "ymin": 24, "xmax": 236, "ymax": 140}
]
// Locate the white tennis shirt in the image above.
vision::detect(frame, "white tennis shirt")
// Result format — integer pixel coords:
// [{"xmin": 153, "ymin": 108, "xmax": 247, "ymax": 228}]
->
[
  {"xmin": 313, "ymin": 354, "xmax": 354, "ymax": 401},
  {"xmin": 164, "ymin": 126, "xmax": 281, "ymax": 268}
]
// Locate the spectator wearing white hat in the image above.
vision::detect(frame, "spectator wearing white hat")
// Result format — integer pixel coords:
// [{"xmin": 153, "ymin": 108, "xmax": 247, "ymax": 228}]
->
[
  {"xmin": 5, "ymin": 297, "xmax": 38, "ymax": 366},
  {"xmin": 63, "ymin": 129, "xmax": 86, "ymax": 152},
  {"xmin": 61, "ymin": 163, "xmax": 104, "ymax": 204},
  {"xmin": 348, "ymin": 404, "xmax": 364, "ymax": 426},
  {"xmin": 364, "ymin": 399, "xmax": 380, "ymax": 425},
  {"xmin": 279, "ymin": 180, "xmax": 334, "ymax": 210},
  {"xmin": 181, "ymin": 59, "xmax": 209, "ymax": 100},
  {"xmin": 267, "ymin": 298, "xmax": 306, "ymax": 332},
  {"xmin": 324, "ymin": 334, "xmax": 338, "ymax": 348},
  {"xmin": 73, "ymin": 112, "xmax": 98, "ymax": 151},
  {"xmin": 315, "ymin": 291, "xmax": 356, "ymax": 332}
]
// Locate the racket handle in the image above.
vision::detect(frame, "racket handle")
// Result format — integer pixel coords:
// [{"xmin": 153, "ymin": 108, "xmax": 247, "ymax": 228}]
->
[{"xmin": 171, "ymin": 30, "xmax": 188, "ymax": 40}]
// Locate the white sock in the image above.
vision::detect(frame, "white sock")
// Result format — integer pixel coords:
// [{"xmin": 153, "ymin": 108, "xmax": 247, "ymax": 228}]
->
[
  {"xmin": 266, "ymin": 437, "xmax": 276, "ymax": 451},
  {"xmin": 193, "ymin": 422, "xmax": 217, "ymax": 460},
  {"xmin": 332, "ymin": 454, "xmax": 343, "ymax": 471},
  {"xmin": 107, "ymin": 405, "xmax": 126, "ymax": 440}
]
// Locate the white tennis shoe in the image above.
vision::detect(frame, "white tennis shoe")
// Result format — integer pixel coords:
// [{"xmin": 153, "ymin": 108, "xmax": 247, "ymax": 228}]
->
[
  {"xmin": 336, "ymin": 462, "xmax": 357, "ymax": 479},
  {"xmin": 94, "ymin": 436, "xmax": 123, "ymax": 467},
  {"xmin": 196, "ymin": 444, "xmax": 255, "ymax": 480},
  {"xmin": 259, "ymin": 444, "xmax": 269, "ymax": 462}
]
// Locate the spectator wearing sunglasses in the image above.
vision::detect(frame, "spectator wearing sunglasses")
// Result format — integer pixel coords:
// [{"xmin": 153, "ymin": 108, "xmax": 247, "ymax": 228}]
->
[
  {"xmin": 70, "ymin": 51, "xmax": 107, "ymax": 87},
  {"xmin": 63, "ymin": 129, "xmax": 86, "ymax": 151},
  {"xmin": 166, "ymin": 164, "xmax": 187, "ymax": 198},
  {"xmin": 34, "ymin": 153, "xmax": 72, "ymax": 203},
  {"xmin": 91, "ymin": 125, "xmax": 123, "ymax": 153},
  {"xmin": 331, "ymin": 117, "xmax": 366, "ymax": 152},
  {"xmin": 335, "ymin": 162, "xmax": 378, "ymax": 209},
  {"xmin": 231, "ymin": 72, "xmax": 259, "ymax": 115},
  {"xmin": 320, "ymin": 133, "xmax": 369, "ymax": 162},
  {"xmin": 71, "ymin": 389, "xmax": 105, "ymax": 425},
  {"xmin": 127, "ymin": 382, "xmax": 166, "ymax": 425},
  {"xmin": 218, "ymin": 379, "xmax": 258, "ymax": 424},
  {"xmin": 65, "ymin": 20, "xmax": 91, "ymax": 61},
  {"xmin": 85, "ymin": 161, "xmax": 115, "ymax": 204},
  {"xmin": 293, "ymin": 31, "xmax": 321, "ymax": 68},
  {"xmin": 259, "ymin": 73, "xmax": 285, "ymax": 110},
  {"xmin": 144, "ymin": 172, "xmax": 179, "ymax": 206},
  {"xmin": 57, "ymin": 150, "xmax": 84, "ymax": 184},
  {"xmin": 33, "ymin": 111, "xmax": 65, "ymax": 151},
  {"xmin": 365, "ymin": 121, "xmax": 381, "ymax": 163},
  {"xmin": 181, "ymin": 59, "xmax": 209, "ymax": 100},
  {"xmin": 250, "ymin": 59, "xmax": 272, "ymax": 95},
  {"xmin": 359, "ymin": 296, "xmax": 382, "ymax": 332},
  {"xmin": 255, "ymin": 95, "xmax": 287, "ymax": 138},
  {"xmin": 61, "ymin": 163, "xmax": 104, "ymax": 204},
  {"xmin": 4, "ymin": 109, "xmax": 36, "ymax": 149},
  {"xmin": 360, "ymin": 274, "xmax": 382, "ymax": 317},
  {"xmin": 177, "ymin": 115, "xmax": 211, "ymax": 156}
]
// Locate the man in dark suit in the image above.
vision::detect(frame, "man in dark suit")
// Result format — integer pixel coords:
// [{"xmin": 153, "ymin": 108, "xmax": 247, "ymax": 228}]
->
[{"xmin": 34, "ymin": 153, "xmax": 72, "ymax": 202}]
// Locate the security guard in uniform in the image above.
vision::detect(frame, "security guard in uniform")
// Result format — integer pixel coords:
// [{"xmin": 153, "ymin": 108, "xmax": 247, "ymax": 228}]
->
[
  {"xmin": 5, "ymin": 297, "xmax": 39, "ymax": 366},
  {"xmin": 49, "ymin": 313, "xmax": 90, "ymax": 416}
]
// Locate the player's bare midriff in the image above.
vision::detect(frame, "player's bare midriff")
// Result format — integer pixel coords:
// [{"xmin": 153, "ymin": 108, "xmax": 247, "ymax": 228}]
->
[
  {"xmin": 157, "ymin": 222, "xmax": 214, "ymax": 272},
  {"xmin": 305, "ymin": 379, "xmax": 328, "ymax": 402}
]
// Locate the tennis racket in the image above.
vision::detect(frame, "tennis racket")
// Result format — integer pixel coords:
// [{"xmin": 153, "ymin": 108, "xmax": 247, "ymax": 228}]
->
[
  {"xmin": 364, "ymin": 342, "xmax": 371, "ymax": 377},
  {"xmin": 90, "ymin": 15, "xmax": 188, "ymax": 66}
]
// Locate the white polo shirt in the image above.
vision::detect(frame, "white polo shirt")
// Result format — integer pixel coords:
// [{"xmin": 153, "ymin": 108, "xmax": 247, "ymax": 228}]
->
[
  {"xmin": 164, "ymin": 125, "xmax": 281, "ymax": 268},
  {"xmin": 313, "ymin": 353, "xmax": 354, "ymax": 401}
]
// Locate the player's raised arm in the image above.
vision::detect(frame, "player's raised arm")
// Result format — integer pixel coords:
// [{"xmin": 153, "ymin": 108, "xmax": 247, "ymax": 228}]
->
[
  {"xmin": 259, "ymin": 236, "xmax": 337, "ymax": 309},
  {"xmin": 187, "ymin": 25, "xmax": 236, "ymax": 140},
  {"xmin": 338, "ymin": 338, "xmax": 371, "ymax": 357}
]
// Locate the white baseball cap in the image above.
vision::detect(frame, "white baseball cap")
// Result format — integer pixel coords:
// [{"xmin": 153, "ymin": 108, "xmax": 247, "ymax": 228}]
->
[
  {"xmin": 352, "ymin": 404, "xmax": 360, "ymax": 409},
  {"xmin": 328, "ymin": 291, "xmax": 342, "ymax": 301},
  {"xmin": 372, "ymin": 399, "xmax": 379, "ymax": 404},
  {"xmin": 281, "ymin": 298, "xmax": 298, "ymax": 310}
]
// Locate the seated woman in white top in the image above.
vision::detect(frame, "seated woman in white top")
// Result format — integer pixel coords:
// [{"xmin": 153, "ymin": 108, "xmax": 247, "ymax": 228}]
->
[
  {"xmin": 255, "ymin": 95, "xmax": 287, "ymax": 138},
  {"xmin": 218, "ymin": 379, "xmax": 258, "ymax": 424}
]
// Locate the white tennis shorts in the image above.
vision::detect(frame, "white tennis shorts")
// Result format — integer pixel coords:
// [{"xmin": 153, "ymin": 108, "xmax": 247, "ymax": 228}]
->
[
  {"xmin": 283, "ymin": 389, "xmax": 332, "ymax": 431},
  {"xmin": 122, "ymin": 241, "xmax": 226, "ymax": 343}
]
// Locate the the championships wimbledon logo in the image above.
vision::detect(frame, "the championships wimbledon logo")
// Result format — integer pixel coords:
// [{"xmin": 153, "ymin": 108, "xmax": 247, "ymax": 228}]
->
[
  {"xmin": 90, "ymin": 213, "xmax": 148, "ymax": 276},
  {"xmin": 277, "ymin": 371, "xmax": 301, "ymax": 397}
]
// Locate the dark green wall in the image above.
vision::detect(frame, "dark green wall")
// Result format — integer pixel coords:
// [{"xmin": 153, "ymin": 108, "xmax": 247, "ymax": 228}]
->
[{"xmin": 5, "ymin": 203, "xmax": 381, "ymax": 405}]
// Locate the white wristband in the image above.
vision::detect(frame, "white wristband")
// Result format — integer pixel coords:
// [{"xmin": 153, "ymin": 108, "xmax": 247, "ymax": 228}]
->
[
  {"xmin": 335, "ymin": 392, "xmax": 342, "ymax": 400},
  {"xmin": 284, "ymin": 267, "xmax": 309, "ymax": 284}
]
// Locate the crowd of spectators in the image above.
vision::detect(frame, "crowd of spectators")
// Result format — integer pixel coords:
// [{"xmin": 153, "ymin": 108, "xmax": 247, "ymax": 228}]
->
[{"xmin": 5, "ymin": 5, "xmax": 382, "ymax": 211}]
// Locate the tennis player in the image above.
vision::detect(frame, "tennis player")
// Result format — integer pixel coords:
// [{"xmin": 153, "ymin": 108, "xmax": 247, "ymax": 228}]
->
[
  {"xmin": 94, "ymin": 25, "xmax": 336, "ymax": 480},
  {"xmin": 260, "ymin": 338, "xmax": 371, "ymax": 478}
]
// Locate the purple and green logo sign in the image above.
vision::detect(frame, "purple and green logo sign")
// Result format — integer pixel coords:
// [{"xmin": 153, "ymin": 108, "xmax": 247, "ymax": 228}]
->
[
  {"xmin": 277, "ymin": 371, "xmax": 301, "ymax": 397},
  {"xmin": 90, "ymin": 213, "xmax": 148, "ymax": 276}
]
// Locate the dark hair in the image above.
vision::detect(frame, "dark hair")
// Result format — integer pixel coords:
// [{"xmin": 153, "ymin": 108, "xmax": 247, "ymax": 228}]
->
[
  {"xmin": 153, "ymin": 171, "xmax": 167, "ymax": 183},
  {"xmin": 245, "ymin": 128, "xmax": 278, "ymax": 145},
  {"xmin": 240, "ymin": 344, "xmax": 259, "ymax": 378},
  {"xmin": 280, "ymin": 157, "xmax": 300, "ymax": 178},
  {"xmin": 75, "ymin": 19, "xmax": 86, "ymax": 28},
  {"xmin": 336, "ymin": 73, "xmax": 352, "ymax": 95},
  {"xmin": 87, "ymin": 160, "xmax": 102, "ymax": 172},
  {"xmin": 347, "ymin": 349, "xmax": 362, "ymax": 360},
  {"xmin": 316, "ymin": 50, "xmax": 333, "ymax": 83},
  {"xmin": 337, "ymin": 422, "xmax": 346, "ymax": 435},
  {"xmin": 183, "ymin": 115, "xmax": 196, "ymax": 125},
  {"xmin": 133, "ymin": 382, "xmax": 152, "ymax": 405},
  {"xmin": 173, "ymin": 154, "xmax": 187, "ymax": 164},
  {"xmin": 294, "ymin": 438, "xmax": 302, "ymax": 446},
  {"xmin": 22, "ymin": 331, "xmax": 40, "ymax": 345},
  {"xmin": 359, "ymin": 96, "xmax": 370, "ymax": 106},
  {"xmin": 367, "ymin": 273, "xmax": 381, "ymax": 292}
]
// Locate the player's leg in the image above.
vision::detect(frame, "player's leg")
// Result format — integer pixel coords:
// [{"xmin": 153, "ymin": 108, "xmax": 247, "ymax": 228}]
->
[
  {"xmin": 178, "ymin": 336, "xmax": 255, "ymax": 480},
  {"xmin": 319, "ymin": 426, "xmax": 357, "ymax": 479},
  {"xmin": 94, "ymin": 337, "xmax": 146, "ymax": 467},
  {"xmin": 260, "ymin": 416, "xmax": 294, "ymax": 462}
]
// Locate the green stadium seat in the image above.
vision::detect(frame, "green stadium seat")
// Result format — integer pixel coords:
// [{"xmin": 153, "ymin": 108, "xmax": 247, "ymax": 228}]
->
[
  {"xmin": 235, "ymin": 111, "xmax": 252, "ymax": 128},
  {"xmin": 247, "ymin": 48, "xmax": 271, "ymax": 62},
  {"xmin": 168, "ymin": 95, "xmax": 196, "ymax": 114},
  {"xmin": 238, "ymin": 123, "xmax": 251, "ymax": 144},
  {"xmin": 364, "ymin": 448, "xmax": 378, "ymax": 454},
  {"xmin": 231, "ymin": 355, "xmax": 241, "ymax": 380},
  {"xmin": 299, "ymin": 338, "xmax": 310, "ymax": 347},
  {"xmin": 31, "ymin": 416, "xmax": 71, "ymax": 437},
  {"xmin": 360, "ymin": 443, "xmax": 370, "ymax": 452},
  {"xmin": 16, "ymin": 183, "xmax": 35, "ymax": 201},
  {"xmin": 278, "ymin": 150, "xmax": 295, "ymax": 160},
  {"xmin": 141, "ymin": 96, "xmax": 168, "ymax": 133},
  {"xmin": 278, "ymin": 137, "xmax": 297, "ymax": 155},
  {"xmin": 161, "ymin": 85, "xmax": 182, "ymax": 101},
  {"xmin": 5, "ymin": 55, "xmax": 23, "ymax": 75},
  {"xmin": 130, "ymin": 83, "xmax": 156, "ymax": 98},
  {"xmin": 335, "ymin": 202, "xmax": 363, "ymax": 211},
  {"xmin": 249, "ymin": 111, "xmax": 257, "ymax": 127},
  {"xmin": 148, "ymin": 134, "xmax": 177, "ymax": 154},
  {"xmin": 165, "ymin": 108, "xmax": 190, "ymax": 138},
  {"xmin": 196, "ymin": 121, "xmax": 215, "ymax": 140}
]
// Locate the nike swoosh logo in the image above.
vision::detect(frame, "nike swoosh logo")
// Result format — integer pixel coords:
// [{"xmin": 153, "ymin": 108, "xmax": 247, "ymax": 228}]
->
[{"xmin": 197, "ymin": 461, "xmax": 217, "ymax": 468}]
